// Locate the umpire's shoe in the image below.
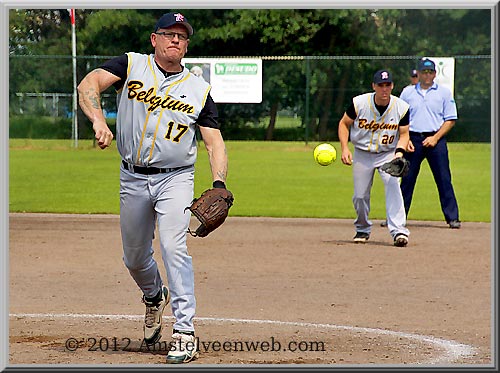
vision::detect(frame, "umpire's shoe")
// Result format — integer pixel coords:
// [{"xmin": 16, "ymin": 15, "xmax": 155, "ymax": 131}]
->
[
  {"xmin": 166, "ymin": 330, "xmax": 199, "ymax": 364},
  {"xmin": 142, "ymin": 285, "xmax": 170, "ymax": 345}
]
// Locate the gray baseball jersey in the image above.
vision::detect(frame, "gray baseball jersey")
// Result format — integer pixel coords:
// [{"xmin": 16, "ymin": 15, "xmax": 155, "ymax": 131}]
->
[
  {"xmin": 116, "ymin": 52, "xmax": 211, "ymax": 168},
  {"xmin": 348, "ymin": 92, "xmax": 410, "ymax": 240},
  {"xmin": 112, "ymin": 52, "xmax": 213, "ymax": 333},
  {"xmin": 349, "ymin": 93, "xmax": 410, "ymax": 153}
]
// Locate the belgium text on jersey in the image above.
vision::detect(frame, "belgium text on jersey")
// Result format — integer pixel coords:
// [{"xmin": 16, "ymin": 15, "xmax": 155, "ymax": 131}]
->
[
  {"xmin": 127, "ymin": 80, "xmax": 195, "ymax": 113},
  {"xmin": 357, "ymin": 119, "xmax": 399, "ymax": 131}
]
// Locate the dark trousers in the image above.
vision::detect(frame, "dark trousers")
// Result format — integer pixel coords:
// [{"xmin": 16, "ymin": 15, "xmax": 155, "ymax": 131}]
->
[{"xmin": 401, "ymin": 132, "xmax": 459, "ymax": 223}]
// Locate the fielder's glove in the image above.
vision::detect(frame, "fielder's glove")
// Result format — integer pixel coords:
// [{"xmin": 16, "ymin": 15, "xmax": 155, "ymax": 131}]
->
[
  {"xmin": 186, "ymin": 182, "xmax": 234, "ymax": 237},
  {"xmin": 380, "ymin": 157, "xmax": 410, "ymax": 177}
]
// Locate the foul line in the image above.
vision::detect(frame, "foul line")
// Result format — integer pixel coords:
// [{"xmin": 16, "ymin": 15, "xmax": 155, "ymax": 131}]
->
[{"xmin": 9, "ymin": 312, "xmax": 477, "ymax": 365}]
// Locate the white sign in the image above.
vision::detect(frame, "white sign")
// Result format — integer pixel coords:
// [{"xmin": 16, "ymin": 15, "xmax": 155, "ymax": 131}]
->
[
  {"xmin": 425, "ymin": 56, "xmax": 455, "ymax": 96},
  {"xmin": 182, "ymin": 58, "xmax": 262, "ymax": 103}
]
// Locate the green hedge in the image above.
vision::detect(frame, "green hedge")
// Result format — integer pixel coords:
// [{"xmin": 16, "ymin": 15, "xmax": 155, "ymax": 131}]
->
[
  {"xmin": 9, "ymin": 115, "xmax": 491, "ymax": 142},
  {"xmin": 9, "ymin": 115, "xmax": 72, "ymax": 139},
  {"xmin": 221, "ymin": 126, "xmax": 306, "ymax": 141},
  {"xmin": 9, "ymin": 115, "xmax": 305, "ymax": 141},
  {"xmin": 9, "ymin": 115, "xmax": 98, "ymax": 140}
]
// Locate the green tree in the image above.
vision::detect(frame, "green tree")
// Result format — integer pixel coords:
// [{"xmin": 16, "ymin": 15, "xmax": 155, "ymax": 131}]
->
[
  {"xmin": 9, "ymin": 9, "xmax": 491, "ymax": 142},
  {"xmin": 9, "ymin": 9, "xmax": 74, "ymax": 95},
  {"xmin": 197, "ymin": 9, "xmax": 411, "ymax": 140},
  {"xmin": 392, "ymin": 9, "xmax": 491, "ymax": 141},
  {"xmin": 78, "ymin": 9, "xmax": 158, "ymax": 56}
]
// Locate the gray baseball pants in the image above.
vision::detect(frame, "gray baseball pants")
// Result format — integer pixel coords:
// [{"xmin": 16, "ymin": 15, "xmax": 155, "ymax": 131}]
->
[
  {"xmin": 352, "ymin": 149, "xmax": 409, "ymax": 238},
  {"xmin": 119, "ymin": 164, "xmax": 196, "ymax": 333}
]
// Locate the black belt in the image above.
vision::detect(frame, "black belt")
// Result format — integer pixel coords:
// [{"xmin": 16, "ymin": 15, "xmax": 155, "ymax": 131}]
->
[
  {"xmin": 410, "ymin": 131, "xmax": 437, "ymax": 137},
  {"xmin": 122, "ymin": 160, "xmax": 184, "ymax": 175}
]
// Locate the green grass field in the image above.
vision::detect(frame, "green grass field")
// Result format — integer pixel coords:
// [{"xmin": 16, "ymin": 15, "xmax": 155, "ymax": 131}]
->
[{"xmin": 9, "ymin": 139, "xmax": 491, "ymax": 222}]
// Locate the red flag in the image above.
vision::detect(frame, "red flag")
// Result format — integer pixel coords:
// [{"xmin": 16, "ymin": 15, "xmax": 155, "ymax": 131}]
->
[{"xmin": 67, "ymin": 9, "xmax": 75, "ymax": 25}]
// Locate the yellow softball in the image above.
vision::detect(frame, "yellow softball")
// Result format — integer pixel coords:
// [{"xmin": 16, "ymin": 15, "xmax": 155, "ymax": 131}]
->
[{"xmin": 313, "ymin": 143, "xmax": 337, "ymax": 166}]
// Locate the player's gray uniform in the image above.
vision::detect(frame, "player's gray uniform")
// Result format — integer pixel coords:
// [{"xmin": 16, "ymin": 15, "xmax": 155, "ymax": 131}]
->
[
  {"xmin": 117, "ymin": 52, "xmax": 211, "ymax": 333},
  {"xmin": 350, "ymin": 93, "xmax": 410, "ymax": 238}
]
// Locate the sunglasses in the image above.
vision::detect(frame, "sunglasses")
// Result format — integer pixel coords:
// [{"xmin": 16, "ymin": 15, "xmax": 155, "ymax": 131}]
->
[{"xmin": 420, "ymin": 69, "xmax": 435, "ymax": 74}]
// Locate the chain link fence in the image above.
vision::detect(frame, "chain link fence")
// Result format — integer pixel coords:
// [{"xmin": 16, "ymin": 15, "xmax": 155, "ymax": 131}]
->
[{"xmin": 9, "ymin": 54, "xmax": 491, "ymax": 142}]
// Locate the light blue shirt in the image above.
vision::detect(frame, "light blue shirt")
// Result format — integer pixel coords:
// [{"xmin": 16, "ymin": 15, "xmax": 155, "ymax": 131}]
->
[{"xmin": 400, "ymin": 82, "xmax": 458, "ymax": 133}]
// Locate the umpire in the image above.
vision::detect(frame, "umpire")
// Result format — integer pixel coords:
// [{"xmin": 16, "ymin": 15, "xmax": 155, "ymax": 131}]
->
[{"xmin": 399, "ymin": 58, "xmax": 461, "ymax": 229}]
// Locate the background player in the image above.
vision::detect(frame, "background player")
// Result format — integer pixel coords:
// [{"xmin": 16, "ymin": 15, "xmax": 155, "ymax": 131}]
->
[
  {"xmin": 407, "ymin": 69, "xmax": 419, "ymax": 87},
  {"xmin": 338, "ymin": 69, "xmax": 410, "ymax": 247},
  {"xmin": 394, "ymin": 69, "xmax": 419, "ymax": 99},
  {"xmin": 77, "ymin": 12, "xmax": 228, "ymax": 364}
]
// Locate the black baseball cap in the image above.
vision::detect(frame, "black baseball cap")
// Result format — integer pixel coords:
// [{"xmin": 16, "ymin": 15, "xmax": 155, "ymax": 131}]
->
[
  {"xmin": 411, "ymin": 69, "xmax": 418, "ymax": 77},
  {"xmin": 417, "ymin": 58, "xmax": 436, "ymax": 71},
  {"xmin": 373, "ymin": 69, "xmax": 393, "ymax": 84},
  {"xmin": 154, "ymin": 12, "xmax": 193, "ymax": 36}
]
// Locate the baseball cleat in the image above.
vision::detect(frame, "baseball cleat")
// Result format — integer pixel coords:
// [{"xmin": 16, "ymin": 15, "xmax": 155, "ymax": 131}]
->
[
  {"xmin": 142, "ymin": 285, "xmax": 170, "ymax": 345},
  {"xmin": 166, "ymin": 331, "xmax": 199, "ymax": 364},
  {"xmin": 448, "ymin": 220, "xmax": 461, "ymax": 229},
  {"xmin": 394, "ymin": 234, "xmax": 409, "ymax": 247},
  {"xmin": 353, "ymin": 232, "xmax": 370, "ymax": 243}
]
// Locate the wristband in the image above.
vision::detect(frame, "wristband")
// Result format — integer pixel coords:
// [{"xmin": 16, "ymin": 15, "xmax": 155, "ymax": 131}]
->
[
  {"xmin": 212, "ymin": 180, "xmax": 226, "ymax": 189},
  {"xmin": 395, "ymin": 147, "xmax": 406, "ymax": 156}
]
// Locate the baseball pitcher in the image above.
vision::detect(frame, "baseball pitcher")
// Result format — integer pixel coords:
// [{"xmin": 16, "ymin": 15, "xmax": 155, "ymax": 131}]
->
[{"xmin": 77, "ymin": 12, "xmax": 229, "ymax": 364}]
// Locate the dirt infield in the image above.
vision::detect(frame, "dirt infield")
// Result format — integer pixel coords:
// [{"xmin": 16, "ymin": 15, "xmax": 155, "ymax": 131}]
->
[{"xmin": 8, "ymin": 213, "xmax": 492, "ymax": 366}]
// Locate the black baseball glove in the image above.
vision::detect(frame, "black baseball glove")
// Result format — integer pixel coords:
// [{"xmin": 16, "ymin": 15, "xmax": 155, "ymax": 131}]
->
[
  {"xmin": 380, "ymin": 157, "xmax": 410, "ymax": 177},
  {"xmin": 186, "ymin": 186, "xmax": 234, "ymax": 237}
]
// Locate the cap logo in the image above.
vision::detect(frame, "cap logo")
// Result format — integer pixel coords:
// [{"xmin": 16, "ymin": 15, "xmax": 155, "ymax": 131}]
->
[
  {"xmin": 174, "ymin": 13, "xmax": 185, "ymax": 22},
  {"xmin": 381, "ymin": 71, "xmax": 389, "ymax": 80}
]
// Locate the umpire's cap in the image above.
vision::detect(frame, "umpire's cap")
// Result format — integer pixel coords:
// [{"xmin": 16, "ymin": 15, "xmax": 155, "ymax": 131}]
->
[
  {"xmin": 155, "ymin": 12, "xmax": 194, "ymax": 36},
  {"xmin": 417, "ymin": 58, "xmax": 436, "ymax": 71}
]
